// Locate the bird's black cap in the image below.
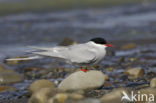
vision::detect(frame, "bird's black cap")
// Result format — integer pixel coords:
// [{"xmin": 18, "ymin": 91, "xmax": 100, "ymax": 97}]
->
[{"xmin": 90, "ymin": 37, "xmax": 107, "ymax": 45}]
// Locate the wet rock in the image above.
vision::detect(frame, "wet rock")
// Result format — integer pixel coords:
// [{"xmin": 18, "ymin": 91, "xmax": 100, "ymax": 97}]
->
[
  {"xmin": 28, "ymin": 88, "xmax": 61, "ymax": 103},
  {"xmin": 103, "ymin": 82, "xmax": 112, "ymax": 87},
  {"xmin": 59, "ymin": 37, "xmax": 77, "ymax": 46},
  {"xmin": 58, "ymin": 70, "xmax": 105, "ymax": 91},
  {"xmin": 150, "ymin": 78, "xmax": 156, "ymax": 88},
  {"xmin": 0, "ymin": 71, "xmax": 23, "ymax": 84},
  {"xmin": 47, "ymin": 93, "xmax": 84, "ymax": 103},
  {"xmin": 29, "ymin": 79, "xmax": 55, "ymax": 94},
  {"xmin": 121, "ymin": 43, "xmax": 136, "ymax": 50},
  {"xmin": 125, "ymin": 67, "xmax": 144, "ymax": 79},
  {"xmin": 0, "ymin": 86, "xmax": 16, "ymax": 93},
  {"xmin": 104, "ymin": 74, "xmax": 109, "ymax": 81},
  {"xmin": 101, "ymin": 88, "xmax": 130, "ymax": 103}
]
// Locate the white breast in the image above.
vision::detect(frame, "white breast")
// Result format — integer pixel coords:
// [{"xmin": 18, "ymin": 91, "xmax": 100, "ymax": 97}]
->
[{"xmin": 90, "ymin": 43, "xmax": 107, "ymax": 65}]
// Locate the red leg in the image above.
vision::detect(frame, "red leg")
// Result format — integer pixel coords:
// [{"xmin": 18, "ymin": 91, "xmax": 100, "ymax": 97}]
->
[{"xmin": 80, "ymin": 67, "xmax": 88, "ymax": 72}]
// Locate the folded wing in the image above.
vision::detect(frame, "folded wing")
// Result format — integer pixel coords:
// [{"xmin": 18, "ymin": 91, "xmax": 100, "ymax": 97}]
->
[{"xmin": 29, "ymin": 44, "xmax": 96, "ymax": 64}]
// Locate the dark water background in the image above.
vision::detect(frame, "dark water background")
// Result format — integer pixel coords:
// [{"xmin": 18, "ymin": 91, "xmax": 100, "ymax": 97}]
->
[{"xmin": 0, "ymin": 3, "xmax": 156, "ymax": 61}]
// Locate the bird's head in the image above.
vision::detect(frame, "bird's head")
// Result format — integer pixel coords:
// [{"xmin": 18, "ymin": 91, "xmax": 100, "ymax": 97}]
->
[{"xmin": 90, "ymin": 37, "xmax": 114, "ymax": 48}]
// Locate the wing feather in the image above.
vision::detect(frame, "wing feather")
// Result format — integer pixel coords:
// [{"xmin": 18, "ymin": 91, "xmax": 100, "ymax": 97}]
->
[{"xmin": 28, "ymin": 43, "xmax": 96, "ymax": 64}]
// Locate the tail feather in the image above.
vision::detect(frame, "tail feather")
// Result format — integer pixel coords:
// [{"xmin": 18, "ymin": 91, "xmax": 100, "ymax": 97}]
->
[
  {"xmin": 6, "ymin": 56, "xmax": 42, "ymax": 61},
  {"xmin": 6, "ymin": 46, "xmax": 64, "ymax": 61}
]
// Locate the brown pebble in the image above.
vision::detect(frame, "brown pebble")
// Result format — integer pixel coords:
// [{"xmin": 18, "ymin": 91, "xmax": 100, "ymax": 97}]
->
[
  {"xmin": 104, "ymin": 74, "xmax": 109, "ymax": 81},
  {"xmin": 103, "ymin": 82, "xmax": 112, "ymax": 87},
  {"xmin": 28, "ymin": 88, "xmax": 61, "ymax": 103},
  {"xmin": 29, "ymin": 79, "xmax": 55, "ymax": 94},
  {"xmin": 125, "ymin": 67, "xmax": 144, "ymax": 79},
  {"xmin": 150, "ymin": 78, "xmax": 156, "ymax": 88}
]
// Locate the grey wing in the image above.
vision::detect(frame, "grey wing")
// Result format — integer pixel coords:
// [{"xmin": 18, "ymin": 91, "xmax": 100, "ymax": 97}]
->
[
  {"xmin": 65, "ymin": 44, "xmax": 96, "ymax": 64},
  {"xmin": 30, "ymin": 46, "xmax": 69, "ymax": 59},
  {"xmin": 29, "ymin": 44, "xmax": 96, "ymax": 64}
]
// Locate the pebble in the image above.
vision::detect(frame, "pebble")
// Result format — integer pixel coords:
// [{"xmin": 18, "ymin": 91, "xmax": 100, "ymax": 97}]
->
[
  {"xmin": 103, "ymin": 82, "xmax": 112, "ymax": 87},
  {"xmin": 125, "ymin": 67, "xmax": 144, "ymax": 79},
  {"xmin": 58, "ymin": 70, "xmax": 105, "ymax": 91},
  {"xmin": 28, "ymin": 88, "xmax": 61, "ymax": 103},
  {"xmin": 104, "ymin": 74, "xmax": 109, "ymax": 81},
  {"xmin": 101, "ymin": 88, "xmax": 130, "ymax": 103},
  {"xmin": 0, "ymin": 71, "xmax": 23, "ymax": 84},
  {"xmin": 121, "ymin": 43, "xmax": 136, "ymax": 50},
  {"xmin": 59, "ymin": 37, "xmax": 77, "ymax": 46},
  {"xmin": 29, "ymin": 79, "xmax": 55, "ymax": 94},
  {"xmin": 150, "ymin": 78, "xmax": 156, "ymax": 88}
]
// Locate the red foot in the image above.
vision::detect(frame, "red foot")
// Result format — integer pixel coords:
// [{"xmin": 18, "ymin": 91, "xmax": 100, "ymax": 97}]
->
[{"xmin": 81, "ymin": 69, "xmax": 88, "ymax": 72}]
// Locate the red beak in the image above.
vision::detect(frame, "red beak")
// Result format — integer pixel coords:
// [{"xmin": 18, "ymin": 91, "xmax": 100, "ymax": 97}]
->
[{"xmin": 105, "ymin": 43, "xmax": 114, "ymax": 47}]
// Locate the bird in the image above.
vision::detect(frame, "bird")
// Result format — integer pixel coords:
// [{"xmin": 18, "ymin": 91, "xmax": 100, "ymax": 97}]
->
[{"xmin": 6, "ymin": 37, "xmax": 114, "ymax": 72}]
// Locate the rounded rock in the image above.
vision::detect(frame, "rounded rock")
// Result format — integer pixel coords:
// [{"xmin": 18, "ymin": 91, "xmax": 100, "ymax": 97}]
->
[
  {"xmin": 101, "ymin": 88, "xmax": 130, "ymax": 103},
  {"xmin": 58, "ymin": 70, "xmax": 105, "ymax": 91},
  {"xmin": 28, "ymin": 88, "xmax": 61, "ymax": 103},
  {"xmin": 125, "ymin": 67, "xmax": 144, "ymax": 79},
  {"xmin": 0, "ymin": 72, "xmax": 23, "ymax": 84},
  {"xmin": 150, "ymin": 78, "xmax": 156, "ymax": 88},
  {"xmin": 29, "ymin": 79, "xmax": 55, "ymax": 94},
  {"xmin": 104, "ymin": 74, "xmax": 109, "ymax": 81}
]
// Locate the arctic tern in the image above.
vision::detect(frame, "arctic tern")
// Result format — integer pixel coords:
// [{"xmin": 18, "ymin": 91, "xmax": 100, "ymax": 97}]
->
[{"xmin": 6, "ymin": 37, "xmax": 114, "ymax": 72}]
